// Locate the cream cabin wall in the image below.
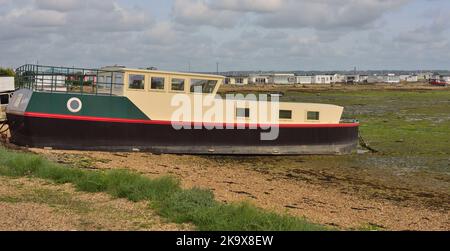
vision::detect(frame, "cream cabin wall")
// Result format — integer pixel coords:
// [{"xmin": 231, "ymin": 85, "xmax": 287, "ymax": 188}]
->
[
  {"xmin": 121, "ymin": 70, "xmax": 343, "ymax": 124},
  {"xmin": 125, "ymin": 92, "xmax": 343, "ymax": 125},
  {"xmin": 126, "ymin": 92, "xmax": 343, "ymax": 124}
]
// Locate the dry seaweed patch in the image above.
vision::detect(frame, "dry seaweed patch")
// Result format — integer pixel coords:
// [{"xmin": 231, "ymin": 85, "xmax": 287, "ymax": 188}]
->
[
  {"xmin": 0, "ymin": 177, "xmax": 191, "ymax": 231},
  {"xmin": 32, "ymin": 149, "xmax": 450, "ymax": 231}
]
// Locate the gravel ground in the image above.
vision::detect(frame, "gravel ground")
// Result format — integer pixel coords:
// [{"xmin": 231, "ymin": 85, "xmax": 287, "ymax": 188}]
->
[
  {"xmin": 0, "ymin": 176, "xmax": 192, "ymax": 231},
  {"xmin": 30, "ymin": 149, "xmax": 450, "ymax": 231}
]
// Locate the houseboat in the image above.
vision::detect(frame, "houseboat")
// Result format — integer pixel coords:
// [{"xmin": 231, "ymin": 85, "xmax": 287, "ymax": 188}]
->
[{"xmin": 6, "ymin": 64, "xmax": 359, "ymax": 155}]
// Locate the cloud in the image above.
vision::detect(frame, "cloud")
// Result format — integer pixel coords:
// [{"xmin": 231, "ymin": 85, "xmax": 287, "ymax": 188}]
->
[
  {"xmin": 172, "ymin": 0, "xmax": 240, "ymax": 28},
  {"xmin": 209, "ymin": 0, "xmax": 283, "ymax": 13},
  {"xmin": 395, "ymin": 9, "xmax": 450, "ymax": 44},
  {"xmin": 255, "ymin": 0, "xmax": 410, "ymax": 30},
  {"xmin": 172, "ymin": 0, "xmax": 410, "ymax": 30},
  {"xmin": 16, "ymin": 8, "xmax": 67, "ymax": 27},
  {"xmin": 0, "ymin": 0, "xmax": 152, "ymax": 40},
  {"xmin": 35, "ymin": 0, "xmax": 84, "ymax": 12},
  {"xmin": 0, "ymin": 0, "xmax": 449, "ymax": 71}
]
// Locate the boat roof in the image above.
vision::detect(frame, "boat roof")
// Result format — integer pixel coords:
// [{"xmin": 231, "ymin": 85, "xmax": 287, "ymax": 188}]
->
[{"xmin": 101, "ymin": 66, "xmax": 225, "ymax": 79}]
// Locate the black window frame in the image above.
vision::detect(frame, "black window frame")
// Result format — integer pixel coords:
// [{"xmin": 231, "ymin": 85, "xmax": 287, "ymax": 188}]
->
[
  {"xmin": 307, "ymin": 111, "xmax": 320, "ymax": 121},
  {"xmin": 151, "ymin": 77, "xmax": 165, "ymax": 90},
  {"xmin": 190, "ymin": 79, "xmax": 218, "ymax": 94},
  {"xmin": 279, "ymin": 110, "xmax": 292, "ymax": 119},
  {"xmin": 171, "ymin": 78, "xmax": 185, "ymax": 91},
  {"xmin": 128, "ymin": 74, "xmax": 145, "ymax": 90}
]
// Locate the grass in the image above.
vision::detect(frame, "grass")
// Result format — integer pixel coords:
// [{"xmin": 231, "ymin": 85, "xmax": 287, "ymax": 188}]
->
[
  {"xmin": 0, "ymin": 146, "xmax": 326, "ymax": 231},
  {"xmin": 280, "ymin": 90, "xmax": 450, "ymax": 157},
  {"xmin": 0, "ymin": 188, "xmax": 92, "ymax": 213}
]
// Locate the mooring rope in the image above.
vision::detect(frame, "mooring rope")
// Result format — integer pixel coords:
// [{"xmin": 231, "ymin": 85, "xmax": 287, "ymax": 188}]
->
[
  {"xmin": 0, "ymin": 120, "xmax": 8, "ymax": 135},
  {"xmin": 359, "ymin": 134, "xmax": 379, "ymax": 153}
]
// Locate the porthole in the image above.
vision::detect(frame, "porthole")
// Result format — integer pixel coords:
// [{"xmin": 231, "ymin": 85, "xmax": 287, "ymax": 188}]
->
[{"xmin": 67, "ymin": 97, "xmax": 82, "ymax": 113}]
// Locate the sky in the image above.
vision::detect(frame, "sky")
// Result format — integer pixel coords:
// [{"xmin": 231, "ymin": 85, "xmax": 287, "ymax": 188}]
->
[{"xmin": 0, "ymin": 0, "xmax": 449, "ymax": 72}]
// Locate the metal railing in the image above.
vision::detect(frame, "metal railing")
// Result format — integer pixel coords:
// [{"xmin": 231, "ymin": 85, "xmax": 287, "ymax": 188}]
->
[{"xmin": 15, "ymin": 64, "xmax": 125, "ymax": 96}]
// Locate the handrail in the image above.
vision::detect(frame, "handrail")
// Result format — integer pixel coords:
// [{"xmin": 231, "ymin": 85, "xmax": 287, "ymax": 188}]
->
[{"xmin": 15, "ymin": 64, "xmax": 125, "ymax": 96}]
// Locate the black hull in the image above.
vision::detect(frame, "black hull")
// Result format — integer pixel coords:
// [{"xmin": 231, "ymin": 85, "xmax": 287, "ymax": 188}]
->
[{"xmin": 7, "ymin": 114, "xmax": 359, "ymax": 155}]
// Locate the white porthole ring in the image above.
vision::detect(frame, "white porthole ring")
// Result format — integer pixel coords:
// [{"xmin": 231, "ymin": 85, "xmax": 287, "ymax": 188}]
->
[{"xmin": 67, "ymin": 97, "xmax": 82, "ymax": 113}]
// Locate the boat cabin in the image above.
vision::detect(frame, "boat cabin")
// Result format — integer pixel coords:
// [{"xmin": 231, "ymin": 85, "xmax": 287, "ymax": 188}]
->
[{"xmin": 13, "ymin": 64, "xmax": 345, "ymax": 126}]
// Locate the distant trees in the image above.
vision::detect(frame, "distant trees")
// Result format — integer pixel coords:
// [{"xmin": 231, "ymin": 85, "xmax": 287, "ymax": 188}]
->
[{"xmin": 0, "ymin": 67, "xmax": 15, "ymax": 77}]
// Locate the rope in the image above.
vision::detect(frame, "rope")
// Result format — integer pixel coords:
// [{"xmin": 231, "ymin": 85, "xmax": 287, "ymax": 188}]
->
[
  {"xmin": 0, "ymin": 120, "xmax": 8, "ymax": 135},
  {"xmin": 359, "ymin": 134, "xmax": 379, "ymax": 153}
]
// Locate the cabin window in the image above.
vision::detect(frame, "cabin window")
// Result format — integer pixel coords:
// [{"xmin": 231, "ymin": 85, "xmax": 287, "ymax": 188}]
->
[
  {"xmin": 190, "ymin": 79, "xmax": 217, "ymax": 93},
  {"xmin": 171, "ymin": 78, "xmax": 185, "ymax": 91},
  {"xmin": 279, "ymin": 110, "xmax": 292, "ymax": 119},
  {"xmin": 307, "ymin": 111, "xmax": 320, "ymax": 121},
  {"xmin": 114, "ymin": 74, "xmax": 123, "ymax": 85},
  {"xmin": 0, "ymin": 93, "xmax": 9, "ymax": 105},
  {"xmin": 129, "ymin": 74, "xmax": 145, "ymax": 90},
  {"xmin": 151, "ymin": 77, "xmax": 165, "ymax": 90},
  {"xmin": 112, "ymin": 73, "xmax": 124, "ymax": 96},
  {"xmin": 236, "ymin": 108, "xmax": 250, "ymax": 118}
]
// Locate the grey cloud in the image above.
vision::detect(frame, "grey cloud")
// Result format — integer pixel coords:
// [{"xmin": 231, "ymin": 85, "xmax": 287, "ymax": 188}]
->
[
  {"xmin": 255, "ymin": 0, "xmax": 410, "ymax": 30},
  {"xmin": 208, "ymin": 0, "xmax": 283, "ymax": 13},
  {"xmin": 172, "ymin": 0, "xmax": 410, "ymax": 30},
  {"xmin": 1, "ymin": 0, "xmax": 449, "ymax": 71},
  {"xmin": 35, "ymin": 0, "xmax": 85, "ymax": 12},
  {"xmin": 172, "ymin": 0, "xmax": 241, "ymax": 28},
  {"xmin": 395, "ymin": 10, "xmax": 450, "ymax": 44}
]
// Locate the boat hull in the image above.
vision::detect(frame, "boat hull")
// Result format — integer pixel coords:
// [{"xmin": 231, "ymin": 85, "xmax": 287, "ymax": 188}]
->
[{"xmin": 7, "ymin": 113, "xmax": 358, "ymax": 155}]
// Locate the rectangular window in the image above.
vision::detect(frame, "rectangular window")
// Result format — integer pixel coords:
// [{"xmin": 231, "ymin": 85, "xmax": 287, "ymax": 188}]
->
[
  {"xmin": 0, "ymin": 93, "xmax": 9, "ymax": 105},
  {"xmin": 307, "ymin": 111, "xmax": 320, "ymax": 121},
  {"xmin": 114, "ymin": 73, "xmax": 123, "ymax": 84},
  {"xmin": 279, "ymin": 110, "xmax": 292, "ymax": 119},
  {"xmin": 190, "ymin": 79, "xmax": 217, "ymax": 93},
  {"xmin": 151, "ymin": 77, "xmax": 165, "ymax": 90},
  {"xmin": 112, "ymin": 73, "xmax": 124, "ymax": 96},
  {"xmin": 129, "ymin": 74, "xmax": 145, "ymax": 90},
  {"xmin": 236, "ymin": 108, "xmax": 250, "ymax": 118},
  {"xmin": 171, "ymin": 78, "xmax": 185, "ymax": 91}
]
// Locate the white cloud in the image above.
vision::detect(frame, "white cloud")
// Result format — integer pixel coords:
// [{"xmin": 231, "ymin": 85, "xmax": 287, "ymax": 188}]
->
[
  {"xmin": 255, "ymin": 0, "xmax": 410, "ymax": 30},
  {"xmin": 172, "ymin": 0, "xmax": 410, "ymax": 30},
  {"xmin": 172, "ymin": 0, "xmax": 240, "ymax": 28},
  {"xmin": 209, "ymin": 0, "xmax": 283, "ymax": 13},
  {"xmin": 17, "ymin": 8, "xmax": 67, "ymax": 27},
  {"xmin": 34, "ymin": 0, "xmax": 84, "ymax": 12}
]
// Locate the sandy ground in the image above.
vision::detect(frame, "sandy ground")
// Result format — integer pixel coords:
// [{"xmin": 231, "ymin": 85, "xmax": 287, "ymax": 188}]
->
[
  {"xmin": 29, "ymin": 149, "xmax": 450, "ymax": 231},
  {"xmin": 0, "ymin": 176, "xmax": 191, "ymax": 231}
]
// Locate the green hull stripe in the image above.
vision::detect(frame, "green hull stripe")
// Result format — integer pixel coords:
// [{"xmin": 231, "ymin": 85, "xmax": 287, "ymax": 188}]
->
[{"xmin": 26, "ymin": 92, "xmax": 149, "ymax": 120}]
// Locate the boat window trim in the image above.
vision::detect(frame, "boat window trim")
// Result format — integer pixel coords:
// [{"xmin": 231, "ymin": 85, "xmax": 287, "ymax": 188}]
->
[
  {"xmin": 279, "ymin": 110, "xmax": 293, "ymax": 120},
  {"xmin": 189, "ymin": 78, "xmax": 218, "ymax": 94},
  {"xmin": 306, "ymin": 111, "xmax": 320, "ymax": 121},
  {"xmin": 127, "ymin": 73, "xmax": 146, "ymax": 91},
  {"xmin": 170, "ymin": 77, "xmax": 187, "ymax": 93},
  {"xmin": 148, "ymin": 75, "xmax": 167, "ymax": 92}
]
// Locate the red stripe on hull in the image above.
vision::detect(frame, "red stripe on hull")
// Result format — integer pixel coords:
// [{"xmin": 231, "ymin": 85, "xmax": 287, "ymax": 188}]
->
[{"xmin": 22, "ymin": 112, "xmax": 359, "ymax": 129}]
